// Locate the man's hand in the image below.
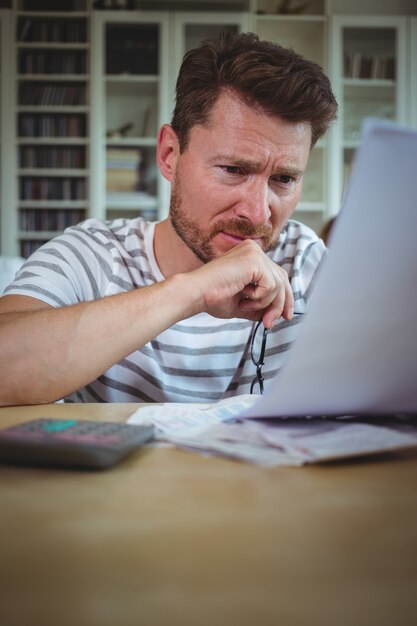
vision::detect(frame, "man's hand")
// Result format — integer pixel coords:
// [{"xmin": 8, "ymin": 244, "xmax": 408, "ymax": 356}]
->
[{"xmin": 189, "ymin": 239, "xmax": 294, "ymax": 328}]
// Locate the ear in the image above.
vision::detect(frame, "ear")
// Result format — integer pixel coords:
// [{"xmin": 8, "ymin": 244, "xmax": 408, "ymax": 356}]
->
[{"xmin": 156, "ymin": 124, "xmax": 180, "ymax": 182}]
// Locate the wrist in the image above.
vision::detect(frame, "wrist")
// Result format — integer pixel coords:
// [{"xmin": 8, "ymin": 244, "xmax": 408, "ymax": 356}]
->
[{"xmin": 167, "ymin": 271, "xmax": 206, "ymax": 319}]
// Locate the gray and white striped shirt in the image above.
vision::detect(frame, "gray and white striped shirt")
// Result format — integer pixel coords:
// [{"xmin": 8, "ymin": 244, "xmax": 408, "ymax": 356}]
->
[{"xmin": 5, "ymin": 217, "xmax": 326, "ymax": 403}]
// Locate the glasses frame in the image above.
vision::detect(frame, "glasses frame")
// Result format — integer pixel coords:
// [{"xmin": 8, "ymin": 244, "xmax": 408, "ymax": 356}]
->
[
  {"xmin": 250, "ymin": 321, "xmax": 269, "ymax": 395},
  {"xmin": 249, "ymin": 311, "xmax": 305, "ymax": 395}
]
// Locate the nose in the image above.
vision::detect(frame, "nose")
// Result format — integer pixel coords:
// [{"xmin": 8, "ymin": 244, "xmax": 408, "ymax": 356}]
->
[{"xmin": 234, "ymin": 177, "xmax": 271, "ymax": 226}]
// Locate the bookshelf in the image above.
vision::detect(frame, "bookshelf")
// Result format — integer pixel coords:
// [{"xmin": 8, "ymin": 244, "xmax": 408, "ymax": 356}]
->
[
  {"xmin": 329, "ymin": 14, "xmax": 408, "ymax": 214},
  {"xmin": 172, "ymin": 11, "xmax": 251, "ymax": 98},
  {"xmin": 0, "ymin": 9, "xmax": 12, "ymax": 255},
  {"xmin": 10, "ymin": 0, "xmax": 90, "ymax": 258},
  {"xmin": 250, "ymin": 0, "xmax": 329, "ymax": 233},
  {"xmin": 90, "ymin": 11, "xmax": 170, "ymax": 224},
  {"xmin": 410, "ymin": 17, "xmax": 417, "ymax": 130}
]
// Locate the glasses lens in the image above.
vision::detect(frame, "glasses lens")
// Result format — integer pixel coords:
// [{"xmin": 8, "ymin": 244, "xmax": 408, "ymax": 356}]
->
[
  {"xmin": 251, "ymin": 321, "xmax": 268, "ymax": 366},
  {"xmin": 250, "ymin": 322, "xmax": 268, "ymax": 395}
]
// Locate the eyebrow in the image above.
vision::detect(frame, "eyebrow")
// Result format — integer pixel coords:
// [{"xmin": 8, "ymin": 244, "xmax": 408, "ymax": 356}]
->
[
  {"xmin": 213, "ymin": 154, "xmax": 304, "ymax": 178},
  {"xmin": 215, "ymin": 155, "xmax": 262, "ymax": 170}
]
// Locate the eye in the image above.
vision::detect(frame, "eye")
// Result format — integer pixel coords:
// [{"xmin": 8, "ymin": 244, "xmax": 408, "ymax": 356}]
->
[
  {"xmin": 221, "ymin": 165, "xmax": 243, "ymax": 175},
  {"xmin": 271, "ymin": 174, "xmax": 296, "ymax": 187}
]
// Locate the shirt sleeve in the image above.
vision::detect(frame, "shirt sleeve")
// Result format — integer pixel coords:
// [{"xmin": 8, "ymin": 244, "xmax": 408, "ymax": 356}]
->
[{"xmin": 3, "ymin": 220, "xmax": 114, "ymax": 307}]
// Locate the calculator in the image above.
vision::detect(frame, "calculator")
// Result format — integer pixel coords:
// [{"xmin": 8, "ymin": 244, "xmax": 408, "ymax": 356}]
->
[{"xmin": 0, "ymin": 418, "xmax": 155, "ymax": 470}]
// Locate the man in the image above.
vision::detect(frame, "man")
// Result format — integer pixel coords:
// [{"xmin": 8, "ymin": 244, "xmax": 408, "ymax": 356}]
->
[{"xmin": 0, "ymin": 32, "xmax": 337, "ymax": 406}]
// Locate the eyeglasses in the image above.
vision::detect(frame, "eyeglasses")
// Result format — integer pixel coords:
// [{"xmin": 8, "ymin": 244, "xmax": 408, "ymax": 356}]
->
[
  {"xmin": 249, "ymin": 311, "xmax": 305, "ymax": 395},
  {"xmin": 250, "ymin": 321, "xmax": 269, "ymax": 395}
]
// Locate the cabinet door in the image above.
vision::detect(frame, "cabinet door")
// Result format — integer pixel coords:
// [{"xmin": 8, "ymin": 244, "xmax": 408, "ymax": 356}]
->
[
  {"xmin": 0, "ymin": 9, "xmax": 14, "ymax": 256},
  {"xmin": 410, "ymin": 16, "xmax": 417, "ymax": 129},
  {"xmin": 171, "ymin": 11, "xmax": 251, "ymax": 105},
  {"xmin": 253, "ymin": 9, "xmax": 328, "ymax": 234},
  {"xmin": 91, "ymin": 11, "xmax": 170, "ymax": 223},
  {"xmin": 329, "ymin": 15, "xmax": 407, "ymax": 214}
]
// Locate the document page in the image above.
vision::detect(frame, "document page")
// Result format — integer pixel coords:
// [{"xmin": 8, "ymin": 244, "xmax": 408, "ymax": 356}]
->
[
  {"xmin": 128, "ymin": 403, "xmax": 417, "ymax": 467},
  {"xmin": 242, "ymin": 119, "xmax": 417, "ymax": 419}
]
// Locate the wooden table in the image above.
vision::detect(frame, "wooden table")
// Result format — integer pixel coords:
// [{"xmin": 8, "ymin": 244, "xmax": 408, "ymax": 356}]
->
[{"xmin": 1, "ymin": 403, "xmax": 416, "ymax": 626}]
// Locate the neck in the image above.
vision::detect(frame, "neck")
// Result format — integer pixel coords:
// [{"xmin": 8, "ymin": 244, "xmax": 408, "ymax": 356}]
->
[{"xmin": 154, "ymin": 218, "xmax": 203, "ymax": 278}]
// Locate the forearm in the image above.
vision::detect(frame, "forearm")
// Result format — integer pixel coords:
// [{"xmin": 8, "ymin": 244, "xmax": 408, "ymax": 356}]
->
[
  {"xmin": 0, "ymin": 239, "xmax": 294, "ymax": 406},
  {"xmin": 0, "ymin": 274, "xmax": 197, "ymax": 406}
]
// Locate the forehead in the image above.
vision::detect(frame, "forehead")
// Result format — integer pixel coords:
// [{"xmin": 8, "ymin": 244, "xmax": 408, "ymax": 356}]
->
[{"xmin": 188, "ymin": 91, "xmax": 312, "ymax": 168}]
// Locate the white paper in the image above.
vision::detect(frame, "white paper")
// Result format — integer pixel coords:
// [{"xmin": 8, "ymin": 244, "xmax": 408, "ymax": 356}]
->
[
  {"xmin": 173, "ymin": 418, "xmax": 417, "ymax": 466},
  {"xmin": 242, "ymin": 119, "xmax": 417, "ymax": 418},
  {"xmin": 129, "ymin": 401, "xmax": 417, "ymax": 466},
  {"xmin": 128, "ymin": 394, "xmax": 257, "ymax": 434}
]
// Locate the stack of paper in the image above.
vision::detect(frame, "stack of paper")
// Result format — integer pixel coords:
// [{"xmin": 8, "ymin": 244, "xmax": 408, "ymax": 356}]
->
[{"xmin": 127, "ymin": 396, "xmax": 417, "ymax": 466}]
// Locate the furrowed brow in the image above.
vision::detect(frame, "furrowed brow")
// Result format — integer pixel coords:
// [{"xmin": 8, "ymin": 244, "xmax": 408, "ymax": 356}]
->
[{"xmin": 212, "ymin": 153, "xmax": 259, "ymax": 167}]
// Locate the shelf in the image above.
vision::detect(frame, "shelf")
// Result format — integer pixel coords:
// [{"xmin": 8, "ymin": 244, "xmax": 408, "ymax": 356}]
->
[
  {"xmin": 105, "ymin": 75, "xmax": 159, "ymax": 83},
  {"xmin": 18, "ymin": 137, "xmax": 88, "ymax": 145},
  {"xmin": 343, "ymin": 78, "xmax": 395, "ymax": 88},
  {"xmin": 18, "ymin": 168, "xmax": 88, "ymax": 176},
  {"xmin": 18, "ymin": 74, "xmax": 89, "ymax": 81},
  {"xmin": 255, "ymin": 14, "xmax": 326, "ymax": 23},
  {"xmin": 18, "ymin": 200, "xmax": 88, "ymax": 208},
  {"xmin": 18, "ymin": 106, "xmax": 89, "ymax": 112},
  {"xmin": 16, "ymin": 43, "xmax": 89, "ymax": 49},
  {"xmin": 106, "ymin": 192, "xmax": 158, "ymax": 210},
  {"xmin": 343, "ymin": 141, "xmax": 360, "ymax": 150},
  {"xmin": 19, "ymin": 230, "xmax": 68, "ymax": 240},
  {"xmin": 17, "ymin": 12, "xmax": 89, "ymax": 18},
  {"xmin": 106, "ymin": 137, "xmax": 157, "ymax": 147}
]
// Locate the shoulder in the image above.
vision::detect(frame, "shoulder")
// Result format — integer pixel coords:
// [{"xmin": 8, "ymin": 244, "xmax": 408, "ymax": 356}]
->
[
  {"xmin": 269, "ymin": 220, "xmax": 326, "ymax": 305},
  {"xmin": 269, "ymin": 220, "xmax": 325, "ymax": 266},
  {"xmin": 279, "ymin": 219, "xmax": 323, "ymax": 251},
  {"xmin": 56, "ymin": 216, "xmax": 152, "ymax": 270},
  {"xmin": 67, "ymin": 216, "xmax": 148, "ymax": 249},
  {"xmin": 4, "ymin": 217, "xmax": 152, "ymax": 305}
]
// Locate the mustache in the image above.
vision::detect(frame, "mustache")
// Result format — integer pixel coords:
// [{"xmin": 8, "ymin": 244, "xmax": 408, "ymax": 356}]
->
[{"xmin": 210, "ymin": 219, "xmax": 273, "ymax": 239}]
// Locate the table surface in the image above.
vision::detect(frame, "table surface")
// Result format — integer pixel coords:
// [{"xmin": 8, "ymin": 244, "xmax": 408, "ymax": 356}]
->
[{"xmin": 1, "ymin": 403, "xmax": 416, "ymax": 626}]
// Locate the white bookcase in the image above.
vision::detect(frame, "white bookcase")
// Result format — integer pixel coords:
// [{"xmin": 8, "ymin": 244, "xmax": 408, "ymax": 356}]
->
[
  {"xmin": 90, "ymin": 10, "xmax": 250, "ymax": 226},
  {"xmin": 7, "ymin": 0, "xmax": 91, "ymax": 258},
  {"xmin": 171, "ymin": 10, "xmax": 251, "ymax": 89},
  {"xmin": 251, "ymin": 1, "xmax": 329, "ymax": 233},
  {"xmin": 329, "ymin": 14, "xmax": 408, "ymax": 214},
  {"xmin": 90, "ymin": 10, "xmax": 171, "ymax": 225},
  {"xmin": 0, "ymin": 9, "xmax": 13, "ymax": 255},
  {"xmin": 410, "ymin": 16, "xmax": 417, "ymax": 129}
]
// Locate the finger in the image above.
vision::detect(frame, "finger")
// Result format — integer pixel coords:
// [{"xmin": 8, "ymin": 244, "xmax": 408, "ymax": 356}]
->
[
  {"xmin": 281, "ymin": 278, "xmax": 295, "ymax": 321},
  {"xmin": 241, "ymin": 271, "xmax": 288, "ymax": 317},
  {"xmin": 262, "ymin": 305, "xmax": 279, "ymax": 330},
  {"xmin": 239, "ymin": 292, "xmax": 279, "ymax": 312},
  {"xmin": 259, "ymin": 279, "xmax": 293, "ymax": 328}
]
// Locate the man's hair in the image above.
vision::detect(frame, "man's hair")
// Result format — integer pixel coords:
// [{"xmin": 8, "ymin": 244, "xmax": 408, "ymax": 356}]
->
[{"xmin": 171, "ymin": 31, "xmax": 337, "ymax": 151}]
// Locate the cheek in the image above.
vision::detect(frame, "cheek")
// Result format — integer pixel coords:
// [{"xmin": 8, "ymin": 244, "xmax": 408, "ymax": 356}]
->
[
  {"xmin": 196, "ymin": 182, "xmax": 234, "ymax": 218},
  {"xmin": 271, "ymin": 186, "xmax": 301, "ymax": 218}
]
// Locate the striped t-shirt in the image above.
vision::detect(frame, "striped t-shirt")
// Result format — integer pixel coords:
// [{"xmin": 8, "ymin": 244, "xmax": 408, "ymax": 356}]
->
[{"xmin": 5, "ymin": 217, "xmax": 326, "ymax": 403}]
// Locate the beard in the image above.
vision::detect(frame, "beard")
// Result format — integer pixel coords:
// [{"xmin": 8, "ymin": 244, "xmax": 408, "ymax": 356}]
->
[{"xmin": 169, "ymin": 171, "xmax": 279, "ymax": 264}]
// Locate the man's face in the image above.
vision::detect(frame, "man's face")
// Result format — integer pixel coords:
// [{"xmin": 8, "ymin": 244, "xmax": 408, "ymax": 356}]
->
[{"xmin": 169, "ymin": 91, "xmax": 311, "ymax": 263}]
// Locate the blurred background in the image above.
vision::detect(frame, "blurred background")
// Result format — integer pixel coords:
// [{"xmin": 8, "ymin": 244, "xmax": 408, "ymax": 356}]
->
[{"xmin": 0, "ymin": 0, "xmax": 416, "ymax": 258}]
